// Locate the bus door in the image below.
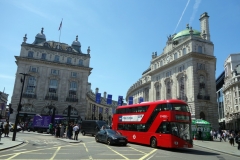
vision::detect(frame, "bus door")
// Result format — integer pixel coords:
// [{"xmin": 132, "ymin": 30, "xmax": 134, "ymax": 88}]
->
[{"xmin": 156, "ymin": 122, "xmax": 171, "ymax": 147}]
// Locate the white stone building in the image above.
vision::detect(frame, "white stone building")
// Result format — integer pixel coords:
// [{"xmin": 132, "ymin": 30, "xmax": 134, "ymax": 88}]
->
[
  {"xmin": 10, "ymin": 28, "xmax": 92, "ymax": 123},
  {"xmin": 126, "ymin": 12, "xmax": 219, "ymax": 129},
  {"xmin": 222, "ymin": 53, "xmax": 240, "ymax": 130}
]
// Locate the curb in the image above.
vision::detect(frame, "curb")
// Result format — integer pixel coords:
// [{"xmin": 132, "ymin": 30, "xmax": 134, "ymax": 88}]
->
[
  {"xmin": 194, "ymin": 144, "xmax": 240, "ymax": 157},
  {"xmin": 0, "ymin": 141, "xmax": 24, "ymax": 151}
]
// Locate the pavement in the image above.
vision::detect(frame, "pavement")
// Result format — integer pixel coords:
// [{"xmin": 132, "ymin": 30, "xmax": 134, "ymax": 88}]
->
[
  {"xmin": 0, "ymin": 133, "xmax": 240, "ymax": 157},
  {"xmin": 193, "ymin": 139, "xmax": 240, "ymax": 157}
]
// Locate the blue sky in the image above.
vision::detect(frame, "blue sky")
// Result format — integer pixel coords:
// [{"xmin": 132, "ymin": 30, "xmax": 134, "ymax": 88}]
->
[{"xmin": 1, "ymin": 0, "xmax": 240, "ymax": 103}]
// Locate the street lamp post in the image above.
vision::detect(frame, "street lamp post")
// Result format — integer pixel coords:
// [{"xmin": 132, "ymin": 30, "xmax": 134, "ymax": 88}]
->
[{"xmin": 12, "ymin": 73, "xmax": 30, "ymax": 141}]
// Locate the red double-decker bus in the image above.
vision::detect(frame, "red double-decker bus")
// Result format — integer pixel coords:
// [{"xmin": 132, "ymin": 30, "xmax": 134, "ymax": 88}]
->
[{"xmin": 112, "ymin": 99, "xmax": 193, "ymax": 148}]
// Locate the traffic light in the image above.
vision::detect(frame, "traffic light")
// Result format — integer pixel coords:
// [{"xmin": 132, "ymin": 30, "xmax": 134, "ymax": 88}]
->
[
  {"xmin": 9, "ymin": 104, "xmax": 13, "ymax": 114},
  {"xmin": 67, "ymin": 105, "xmax": 71, "ymax": 117},
  {"xmin": 17, "ymin": 104, "xmax": 22, "ymax": 112}
]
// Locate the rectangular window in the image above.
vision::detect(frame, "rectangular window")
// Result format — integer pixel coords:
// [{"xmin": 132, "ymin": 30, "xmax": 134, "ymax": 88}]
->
[
  {"xmin": 51, "ymin": 69, "xmax": 59, "ymax": 75},
  {"xmin": 174, "ymin": 53, "xmax": 178, "ymax": 59},
  {"xmin": 54, "ymin": 55, "xmax": 60, "ymax": 62},
  {"xmin": 41, "ymin": 53, "xmax": 46, "ymax": 60},
  {"xmin": 79, "ymin": 59, "xmax": 83, "ymax": 66},
  {"xmin": 26, "ymin": 76, "xmax": 36, "ymax": 94},
  {"xmin": 28, "ymin": 51, "xmax": 34, "ymax": 58},
  {"xmin": 67, "ymin": 57, "xmax": 72, "ymax": 64},
  {"xmin": 183, "ymin": 48, "xmax": 186, "ymax": 55},
  {"xmin": 29, "ymin": 66, "xmax": 38, "ymax": 72},
  {"xmin": 71, "ymin": 72, "xmax": 77, "ymax": 77}
]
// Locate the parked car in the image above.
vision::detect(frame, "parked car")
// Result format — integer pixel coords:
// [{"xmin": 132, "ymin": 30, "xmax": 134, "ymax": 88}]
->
[
  {"xmin": 81, "ymin": 120, "xmax": 109, "ymax": 136},
  {"xmin": 95, "ymin": 129, "xmax": 127, "ymax": 146}
]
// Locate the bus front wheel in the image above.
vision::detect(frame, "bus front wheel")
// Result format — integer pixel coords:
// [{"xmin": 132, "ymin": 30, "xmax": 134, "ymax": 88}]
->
[{"xmin": 150, "ymin": 137, "xmax": 157, "ymax": 148}]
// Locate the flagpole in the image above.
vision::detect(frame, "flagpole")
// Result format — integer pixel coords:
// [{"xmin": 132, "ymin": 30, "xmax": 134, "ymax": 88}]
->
[{"xmin": 58, "ymin": 18, "xmax": 63, "ymax": 47}]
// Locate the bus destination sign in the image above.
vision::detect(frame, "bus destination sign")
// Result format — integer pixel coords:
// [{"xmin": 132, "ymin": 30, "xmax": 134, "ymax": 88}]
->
[{"xmin": 119, "ymin": 114, "xmax": 144, "ymax": 122}]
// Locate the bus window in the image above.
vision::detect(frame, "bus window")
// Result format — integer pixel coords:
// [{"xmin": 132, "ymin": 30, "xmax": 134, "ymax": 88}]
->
[
  {"xmin": 161, "ymin": 104, "xmax": 168, "ymax": 111},
  {"xmin": 157, "ymin": 122, "xmax": 171, "ymax": 134},
  {"xmin": 172, "ymin": 104, "xmax": 190, "ymax": 112},
  {"xmin": 118, "ymin": 124, "xmax": 124, "ymax": 130}
]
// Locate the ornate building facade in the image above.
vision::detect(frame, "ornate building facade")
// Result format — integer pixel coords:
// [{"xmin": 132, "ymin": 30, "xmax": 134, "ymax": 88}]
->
[
  {"xmin": 222, "ymin": 53, "xmax": 240, "ymax": 130},
  {"xmin": 10, "ymin": 28, "xmax": 92, "ymax": 123},
  {"xmin": 86, "ymin": 88, "xmax": 118, "ymax": 125},
  {"xmin": 126, "ymin": 12, "xmax": 219, "ymax": 129}
]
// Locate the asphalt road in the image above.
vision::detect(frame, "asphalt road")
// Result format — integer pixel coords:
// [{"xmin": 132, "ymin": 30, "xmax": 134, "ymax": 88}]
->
[{"xmin": 0, "ymin": 132, "xmax": 239, "ymax": 160}]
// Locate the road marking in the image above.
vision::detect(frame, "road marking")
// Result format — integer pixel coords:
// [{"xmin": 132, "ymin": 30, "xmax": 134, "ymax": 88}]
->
[
  {"xmin": 106, "ymin": 145, "xmax": 130, "ymax": 160},
  {"xmin": 139, "ymin": 149, "xmax": 157, "ymax": 160},
  {"xmin": 128, "ymin": 146, "xmax": 147, "ymax": 154},
  {"xmin": 89, "ymin": 156, "xmax": 93, "ymax": 160},
  {"xmin": 146, "ymin": 153, "xmax": 156, "ymax": 160},
  {"xmin": 49, "ymin": 146, "xmax": 61, "ymax": 160},
  {"xmin": 83, "ymin": 143, "xmax": 88, "ymax": 152},
  {"xmin": 0, "ymin": 143, "xmax": 80, "ymax": 157},
  {"xmin": 13, "ymin": 149, "xmax": 27, "ymax": 152},
  {"xmin": 6, "ymin": 153, "xmax": 20, "ymax": 160}
]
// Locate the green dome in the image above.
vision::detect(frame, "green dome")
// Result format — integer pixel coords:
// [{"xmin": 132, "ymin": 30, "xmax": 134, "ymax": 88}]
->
[{"xmin": 173, "ymin": 28, "xmax": 201, "ymax": 40}]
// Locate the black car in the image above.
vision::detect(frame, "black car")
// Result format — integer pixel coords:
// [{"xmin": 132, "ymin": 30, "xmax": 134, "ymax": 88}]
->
[{"xmin": 95, "ymin": 129, "xmax": 127, "ymax": 146}]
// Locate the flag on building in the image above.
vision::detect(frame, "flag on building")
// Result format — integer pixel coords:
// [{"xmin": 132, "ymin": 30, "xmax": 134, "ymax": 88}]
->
[
  {"xmin": 128, "ymin": 96, "xmax": 133, "ymax": 105},
  {"xmin": 1, "ymin": 103, "xmax": 5, "ymax": 110},
  {"xmin": 96, "ymin": 93, "xmax": 101, "ymax": 104},
  {"xmin": 107, "ymin": 94, "xmax": 112, "ymax": 105},
  {"xmin": 139, "ymin": 97, "xmax": 144, "ymax": 103},
  {"xmin": 59, "ymin": 19, "xmax": 62, "ymax": 31},
  {"xmin": 118, "ymin": 96, "xmax": 123, "ymax": 106}
]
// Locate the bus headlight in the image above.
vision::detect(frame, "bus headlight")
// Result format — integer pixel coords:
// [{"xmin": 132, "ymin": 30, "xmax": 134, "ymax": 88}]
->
[{"xmin": 174, "ymin": 141, "xmax": 178, "ymax": 145}]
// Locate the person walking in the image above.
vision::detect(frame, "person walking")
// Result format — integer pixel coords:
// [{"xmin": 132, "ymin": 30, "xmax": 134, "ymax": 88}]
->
[
  {"xmin": 198, "ymin": 128, "xmax": 202, "ymax": 140},
  {"xmin": 73, "ymin": 124, "xmax": 79, "ymax": 140},
  {"xmin": 4, "ymin": 122, "xmax": 10, "ymax": 137},
  {"xmin": 229, "ymin": 132, "xmax": 235, "ymax": 146},
  {"xmin": 55, "ymin": 124, "xmax": 60, "ymax": 138},
  {"xmin": 235, "ymin": 131, "xmax": 240, "ymax": 150},
  {"xmin": 0, "ymin": 122, "xmax": 4, "ymax": 138},
  {"xmin": 60, "ymin": 124, "xmax": 65, "ymax": 138}
]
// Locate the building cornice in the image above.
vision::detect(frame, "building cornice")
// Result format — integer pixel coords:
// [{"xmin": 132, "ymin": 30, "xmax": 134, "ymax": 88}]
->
[{"xmin": 15, "ymin": 56, "xmax": 93, "ymax": 72}]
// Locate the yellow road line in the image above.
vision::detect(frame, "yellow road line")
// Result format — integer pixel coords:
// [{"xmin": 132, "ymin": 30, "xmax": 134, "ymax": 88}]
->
[
  {"xmin": 139, "ymin": 149, "xmax": 157, "ymax": 160},
  {"xmin": 106, "ymin": 145, "xmax": 129, "ymax": 160},
  {"xmin": 83, "ymin": 143, "xmax": 88, "ymax": 152},
  {"xmin": 0, "ymin": 143, "xmax": 80, "ymax": 158},
  {"xmin": 49, "ymin": 146, "xmax": 61, "ymax": 160},
  {"xmin": 6, "ymin": 153, "xmax": 20, "ymax": 160}
]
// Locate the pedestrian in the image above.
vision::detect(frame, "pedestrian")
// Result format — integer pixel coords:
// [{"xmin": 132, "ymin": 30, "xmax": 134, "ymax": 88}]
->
[
  {"xmin": 49, "ymin": 123, "xmax": 53, "ymax": 135},
  {"xmin": 0, "ymin": 122, "xmax": 4, "ymax": 137},
  {"xmin": 4, "ymin": 122, "xmax": 10, "ymax": 137},
  {"xmin": 229, "ymin": 132, "xmax": 235, "ymax": 146},
  {"xmin": 55, "ymin": 124, "xmax": 60, "ymax": 138},
  {"xmin": 198, "ymin": 128, "xmax": 202, "ymax": 140},
  {"xmin": 60, "ymin": 124, "xmax": 65, "ymax": 138},
  {"xmin": 235, "ymin": 131, "xmax": 240, "ymax": 150},
  {"xmin": 73, "ymin": 124, "xmax": 79, "ymax": 140}
]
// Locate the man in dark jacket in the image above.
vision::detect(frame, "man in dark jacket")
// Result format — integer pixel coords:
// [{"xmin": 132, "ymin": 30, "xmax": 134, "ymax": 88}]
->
[{"xmin": 235, "ymin": 131, "xmax": 240, "ymax": 150}]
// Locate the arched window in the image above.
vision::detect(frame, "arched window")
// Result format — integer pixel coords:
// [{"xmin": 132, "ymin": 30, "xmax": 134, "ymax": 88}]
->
[
  {"xmin": 199, "ymin": 75, "xmax": 206, "ymax": 96},
  {"xmin": 183, "ymin": 48, "xmax": 186, "ymax": 55},
  {"xmin": 155, "ymin": 83, "xmax": 160, "ymax": 100},
  {"xmin": 200, "ymin": 112, "xmax": 205, "ymax": 120},
  {"xmin": 179, "ymin": 76, "xmax": 185, "ymax": 100},
  {"xmin": 198, "ymin": 46, "xmax": 202, "ymax": 53},
  {"xmin": 166, "ymin": 81, "xmax": 172, "ymax": 99},
  {"xmin": 174, "ymin": 53, "xmax": 178, "ymax": 59}
]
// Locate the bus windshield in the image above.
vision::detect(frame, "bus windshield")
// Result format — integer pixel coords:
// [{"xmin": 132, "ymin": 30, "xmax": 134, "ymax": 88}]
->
[{"xmin": 157, "ymin": 122, "xmax": 191, "ymax": 140}]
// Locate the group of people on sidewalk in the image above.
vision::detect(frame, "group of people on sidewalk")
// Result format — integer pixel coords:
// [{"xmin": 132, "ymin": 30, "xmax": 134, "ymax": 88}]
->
[
  {"xmin": 0, "ymin": 121, "xmax": 10, "ymax": 137},
  {"xmin": 210, "ymin": 129, "xmax": 240, "ymax": 150},
  {"xmin": 48, "ymin": 122, "xmax": 80, "ymax": 141}
]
